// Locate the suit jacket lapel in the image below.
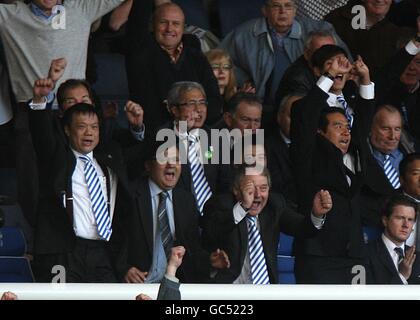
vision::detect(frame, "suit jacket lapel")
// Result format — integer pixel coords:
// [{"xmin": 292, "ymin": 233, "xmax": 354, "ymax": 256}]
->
[
  {"xmin": 377, "ymin": 240, "xmax": 400, "ymax": 276},
  {"xmin": 135, "ymin": 179, "xmax": 154, "ymax": 253}
]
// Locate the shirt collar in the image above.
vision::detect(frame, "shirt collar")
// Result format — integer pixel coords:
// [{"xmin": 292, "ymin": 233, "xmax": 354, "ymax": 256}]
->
[
  {"xmin": 372, "ymin": 147, "xmax": 401, "ymax": 161},
  {"xmin": 29, "ymin": 2, "xmax": 58, "ymax": 21},
  {"xmin": 403, "ymin": 191, "xmax": 420, "ymax": 203},
  {"xmin": 160, "ymin": 42, "xmax": 184, "ymax": 64},
  {"xmin": 148, "ymin": 179, "xmax": 173, "ymax": 201},
  {"xmin": 279, "ymin": 129, "xmax": 291, "ymax": 145},
  {"xmin": 382, "ymin": 233, "xmax": 405, "ymax": 255},
  {"xmin": 72, "ymin": 149, "xmax": 94, "ymax": 162}
]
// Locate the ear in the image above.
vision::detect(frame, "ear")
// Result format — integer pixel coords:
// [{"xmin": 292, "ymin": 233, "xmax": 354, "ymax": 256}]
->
[
  {"xmin": 170, "ymin": 105, "xmax": 179, "ymax": 118},
  {"xmin": 313, "ymin": 66, "xmax": 322, "ymax": 77},
  {"xmin": 232, "ymin": 186, "xmax": 241, "ymax": 201},
  {"xmin": 64, "ymin": 125, "xmax": 70, "ymax": 137},
  {"xmin": 382, "ymin": 216, "xmax": 388, "ymax": 229}
]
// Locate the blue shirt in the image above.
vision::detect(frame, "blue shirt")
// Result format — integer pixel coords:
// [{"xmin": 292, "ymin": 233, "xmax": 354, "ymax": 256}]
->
[
  {"xmin": 371, "ymin": 148, "xmax": 403, "ymax": 173},
  {"xmin": 29, "ymin": 2, "xmax": 59, "ymax": 22},
  {"xmin": 144, "ymin": 180, "xmax": 175, "ymax": 283}
]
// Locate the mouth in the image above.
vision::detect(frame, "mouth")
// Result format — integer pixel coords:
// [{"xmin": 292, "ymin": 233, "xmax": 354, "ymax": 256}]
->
[
  {"xmin": 334, "ymin": 74, "xmax": 344, "ymax": 81},
  {"xmin": 250, "ymin": 199, "xmax": 262, "ymax": 211},
  {"xmin": 164, "ymin": 170, "xmax": 176, "ymax": 181},
  {"xmin": 82, "ymin": 139, "xmax": 94, "ymax": 146},
  {"xmin": 339, "ymin": 139, "xmax": 349, "ymax": 146}
]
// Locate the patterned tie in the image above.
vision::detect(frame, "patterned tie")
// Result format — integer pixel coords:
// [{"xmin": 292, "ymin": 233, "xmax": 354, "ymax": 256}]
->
[
  {"xmin": 336, "ymin": 95, "xmax": 354, "ymax": 128},
  {"xmin": 394, "ymin": 247, "xmax": 404, "ymax": 265},
  {"xmin": 383, "ymin": 155, "xmax": 401, "ymax": 189},
  {"xmin": 188, "ymin": 134, "xmax": 212, "ymax": 215},
  {"xmin": 79, "ymin": 156, "xmax": 112, "ymax": 241},
  {"xmin": 246, "ymin": 215, "xmax": 270, "ymax": 284},
  {"xmin": 158, "ymin": 191, "xmax": 173, "ymax": 259}
]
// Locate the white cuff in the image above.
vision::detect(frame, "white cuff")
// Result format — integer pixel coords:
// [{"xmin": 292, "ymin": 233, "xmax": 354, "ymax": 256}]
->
[
  {"xmin": 317, "ymin": 76, "xmax": 334, "ymax": 93},
  {"xmin": 406, "ymin": 41, "xmax": 420, "ymax": 56},
  {"xmin": 233, "ymin": 202, "xmax": 247, "ymax": 224},
  {"xmin": 311, "ymin": 213, "xmax": 325, "ymax": 230},
  {"xmin": 398, "ymin": 273, "xmax": 408, "ymax": 285},
  {"xmin": 164, "ymin": 274, "xmax": 179, "ymax": 283},
  {"xmin": 29, "ymin": 97, "xmax": 48, "ymax": 110},
  {"xmin": 359, "ymin": 82, "xmax": 375, "ymax": 100}
]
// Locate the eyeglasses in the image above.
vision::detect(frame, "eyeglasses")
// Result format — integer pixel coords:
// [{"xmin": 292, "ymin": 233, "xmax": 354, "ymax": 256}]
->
[
  {"xmin": 176, "ymin": 100, "xmax": 208, "ymax": 108},
  {"xmin": 211, "ymin": 63, "xmax": 232, "ymax": 71},
  {"xmin": 266, "ymin": 2, "xmax": 296, "ymax": 11}
]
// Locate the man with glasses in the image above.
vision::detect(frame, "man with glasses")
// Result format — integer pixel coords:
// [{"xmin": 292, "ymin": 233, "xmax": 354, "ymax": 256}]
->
[{"xmin": 220, "ymin": 0, "xmax": 349, "ymax": 125}]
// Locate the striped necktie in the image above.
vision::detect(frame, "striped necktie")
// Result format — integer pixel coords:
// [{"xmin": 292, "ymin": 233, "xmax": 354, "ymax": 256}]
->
[
  {"xmin": 246, "ymin": 215, "xmax": 270, "ymax": 284},
  {"xmin": 383, "ymin": 155, "xmax": 400, "ymax": 189},
  {"xmin": 394, "ymin": 247, "xmax": 404, "ymax": 265},
  {"xmin": 336, "ymin": 95, "xmax": 354, "ymax": 128},
  {"xmin": 79, "ymin": 156, "xmax": 112, "ymax": 241},
  {"xmin": 188, "ymin": 134, "xmax": 212, "ymax": 215},
  {"xmin": 158, "ymin": 191, "xmax": 173, "ymax": 259}
]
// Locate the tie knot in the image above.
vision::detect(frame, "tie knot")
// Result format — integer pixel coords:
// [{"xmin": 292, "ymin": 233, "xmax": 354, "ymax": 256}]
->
[
  {"xmin": 159, "ymin": 191, "xmax": 169, "ymax": 201},
  {"xmin": 79, "ymin": 155, "xmax": 91, "ymax": 163},
  {"xmin": 384, "ymin": 154, "xmax": 390, "ymax": 161},
  {"xmin": 188, "ymin": 134, "xmax": 198, "ymax": 144},
  {"xmin": 246, "ymin": 215, "xmax": 257, "ymax": 225},
  {"xmin": 394, "ymin": 247, "xmax": 404, "ymax": 262}
]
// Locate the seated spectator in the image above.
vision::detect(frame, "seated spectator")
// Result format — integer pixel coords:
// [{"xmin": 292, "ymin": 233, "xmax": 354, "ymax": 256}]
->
[
  {"xmin": 366, "ymin": 195, "xmax": 418, "ymax": 284},
  {"xmin": 220, "ymin": 0, "xmax": 349, "ymax": 121},
  {"xmin": 274, "ymin": 30, "xmax": 337, "ymax": 109},
  {"xmin": 125, "ymin": 0, "xmax": 222, "ymax": 130},
  {"xmin": 205, "ymin": 49, "xmax": 255, "ymax": 106},
  {"xmin": 325, "ymin": 0, "xmax": 414, "ymax": 77}
]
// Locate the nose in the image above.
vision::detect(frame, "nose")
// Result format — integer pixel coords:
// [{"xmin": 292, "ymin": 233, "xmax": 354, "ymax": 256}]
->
[{"xmin": 254, "ymin": 187, "xmax": 261, "ymax": 198}]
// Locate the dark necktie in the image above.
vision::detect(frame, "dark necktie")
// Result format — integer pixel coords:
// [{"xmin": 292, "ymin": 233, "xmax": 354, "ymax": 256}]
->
[
  {"xmin": 158, "ymin": 191, "xmax": 173, "ymax": 259},
  {"xmin": 394, "ymin": 247, "xmax": 404, "ymax": 265}
]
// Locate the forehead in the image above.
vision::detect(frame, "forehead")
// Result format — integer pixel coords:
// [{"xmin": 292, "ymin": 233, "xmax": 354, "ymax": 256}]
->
[
  {"xmin": 374, "ymin": 110, "xmax": 402, "ymax": 126},
  {"xmin": 268, "ymin": 0, "xmax": 295, "ymax": 5},
  {"xmin": 64, "ymin": 85, "xmax": 89, "ymax": 97},
  {"xmin": 390, "ymin": 205, "xmax": 416, "ymax": 218},
  {"xmin": 181, "ymin": 88, "xmax": 205, "ymax": 100},
  {"xmin": 326, "ymin": 112, "xmax": 347, "ymax": 124},
  {"xmin": 71, "ymin": 112, "xmax": 98, "ymax": 125},
  {"xmin": 155, "ymin": 5, "xmax": 184, "ymax": 21},
  {"xmin": 406, "ymin": 159, "xmax": 420, "ymax": 172},
  {"xmin": 156, "ymin": 146, "xmax": 179, "ymax": 163},
  {"xmin": 246, "ymin": 174, "xmax": 268, "ymax": 186},
  {"xmin": 236, "ymin": 102, "xmax": 262, "ymax": 116}
]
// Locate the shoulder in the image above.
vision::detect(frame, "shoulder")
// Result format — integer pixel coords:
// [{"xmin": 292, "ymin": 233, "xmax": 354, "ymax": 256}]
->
[{"xmin": 295, "ymin": 16, "xmax": 334, "ymax": 32}]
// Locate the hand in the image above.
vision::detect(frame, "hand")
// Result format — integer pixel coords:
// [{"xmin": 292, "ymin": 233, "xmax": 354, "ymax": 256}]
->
[
  {"xmin": 135, "ymin": 294, "xmax": 152, "ymax": 300},
  {"xmin": 48, "ymin": 58, "xmax": 67, "ymax": 83},
  {"xmin": 326, "ymin": 56, "xmax": 352, "ymax": 78},
  {"xmin": 352, "ymin": 55, "xmax": 370, "ymax": 85},
  {"xmin": 1, "ymin": 292, "xmax": 17, "ymax": 300},
  {"xmin": 125, "ymin": 100, "xmax": 144, "ymax": 129},
  {"xmin": 312, "ymin": 189, "xmax": 332, "ymax": 218},
  {"xmin": 103, "ymin": 101, "xmax": 118, "ymax": 119},
  {"xmin": 239, "ymin": 178, "xmax": 255, "ymax": 210},
  {"xmin": 238, "ymin": 82, "xmax": 256, "ymax": 94},
  {"xmin": 166, "ymin": 246, "xmax": 185, "ymax": 277},
  {"xmin": 399, "ymin": 245, "xmax": 416, "ymax": 280},
  {"xmin": 210, "ymin": 248, "xmax": 230, "ymax": 269},
  {"xmin": 124, "ymin": 267, "xmax": 148, "ymax": 283},
  {"xmin": 33, "ymin": 78, "xmax": 54, "ymax": 103}
]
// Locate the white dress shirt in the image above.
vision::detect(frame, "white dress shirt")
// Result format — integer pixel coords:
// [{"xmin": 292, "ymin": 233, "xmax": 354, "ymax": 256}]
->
[
  {"xmin": 381, "ymin": 234, "xmax": 408, "ymax": 284},
  {"xmin": 71, "ymin": 149, "xmax": 117, "ymax": 240}
]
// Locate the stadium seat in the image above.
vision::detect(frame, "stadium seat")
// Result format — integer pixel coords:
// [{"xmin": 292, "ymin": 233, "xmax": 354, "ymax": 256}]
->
[
  {"xmin": 0, "ymin": 227, "xmax": 34, "ymax": 282},
  {"xmin": 277, "ymin": 255, "xmax": 296, "ymax": 284},
  {"xmin": 92, "ymin": 53, "xmax": 129, "ymax": 128},
  {"xmin": 277, "ymin": 232, "xmax": 294, "ymax": 255},
  {"xmin": 217, "ymin": 0, "xmax": 265, "ymax": 37},
  {"xmin": 363, "ymin": 226, "xmax": 382, "ymax": 244},
  {"xmin": 173, "ymin": 0, "xmax": 210, "ymax": 30}
]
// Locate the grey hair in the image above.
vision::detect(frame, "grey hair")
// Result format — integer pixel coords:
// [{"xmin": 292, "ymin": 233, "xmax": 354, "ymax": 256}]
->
[
  {"xmin": 304, "ymin": 30, "xmax": 337, "ymax": 50},
  {"xmin": 166, "ymin": 81, "xmax": 206, "ymax": 107},
  {"xmin": 278, "ymin": 93, "xmax": 304, "ymax": 114}
]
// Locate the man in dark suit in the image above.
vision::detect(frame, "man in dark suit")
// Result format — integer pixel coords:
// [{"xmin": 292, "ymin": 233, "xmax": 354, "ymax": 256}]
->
[
  {"xmin": 118, "ymin": 141, "xmax": 228, "ymax": 284},
  {"xmin": 125, "ymin": 0, "xmax": 222, "ymax": 130},
  {"xmin": 201, "ymin": 166, "xmax": 332, "ymax": 284},
  {"xmin": 367, "ymin": 195, "xmax": 417, "ymax": 284},
  {"xmin": 29, "ymin": 103, "xmax": 132, "ymax": 282},
  {"xmin": 290, "ymin": 48, "xmax": 375, "ymax": 283}
]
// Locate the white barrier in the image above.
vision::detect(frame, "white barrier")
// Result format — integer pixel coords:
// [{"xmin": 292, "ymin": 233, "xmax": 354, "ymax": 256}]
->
[{"xmin": 1, "ymin": 284, "xmax": 420, "ymax": 300}]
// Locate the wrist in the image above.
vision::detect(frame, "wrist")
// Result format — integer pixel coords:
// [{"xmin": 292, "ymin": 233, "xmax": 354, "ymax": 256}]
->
[
  {"xmin": 32, "ymin": 96, "xmax": 45, "ymax": 104},
  {"xmin": 239, "ymin": 201, "xmax": 250, "ymax": 212}
]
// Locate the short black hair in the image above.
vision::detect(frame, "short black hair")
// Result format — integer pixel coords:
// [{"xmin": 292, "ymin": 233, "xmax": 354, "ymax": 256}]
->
[
  {"xmin": 224, "ymin": 92, "xmax": 262, "ymax": 114},
  {"xmin": 57, "ymin": 79, "xmax": 95, "ymax": 109},
  {"xmin": 311, "ymin": 44, "xmax": 348, "ymax": 71},
  {"xmin": 318, "ymin": 107, "xmax": 347, "ymax": 133},
  {"xmin": 399, "ymin": 153, "xmax": 420, "ymax": 178},
  {"xmin": 62, "ymin": 103, "xmax": 100, "ymax": 128},
  {"xmin": 382, "ymin": 195, "xmax": 418, "ymax": 220}
]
